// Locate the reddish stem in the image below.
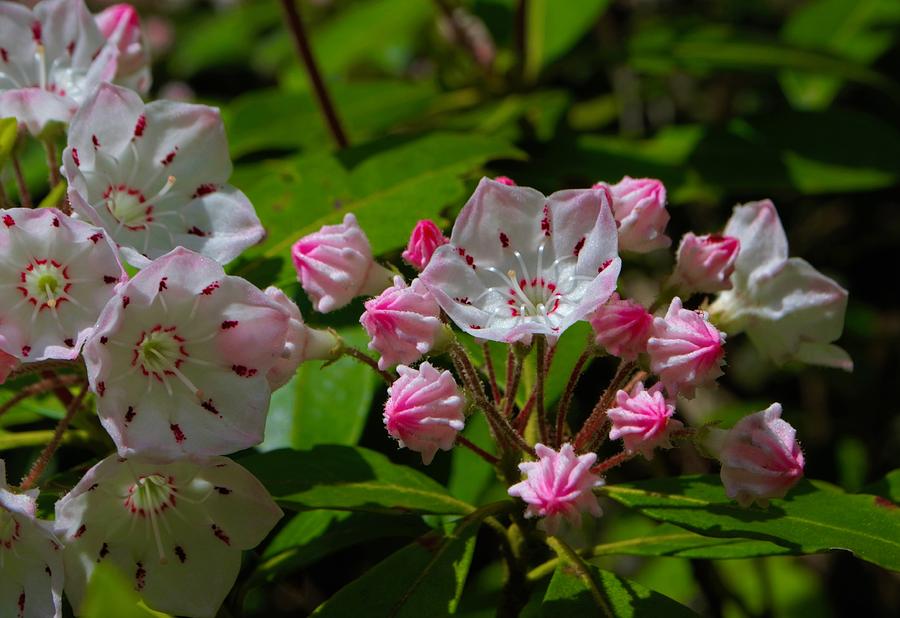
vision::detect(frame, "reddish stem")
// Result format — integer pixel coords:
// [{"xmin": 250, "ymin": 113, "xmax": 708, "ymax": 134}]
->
[
  {"xmin": 554, "ymin": 348, "xmax": 592, "ymax": 447},
  {"xmin": 573, "ymin": 360, "xmax": 636, "ymax": 452},
  {"xmin": 456, "ymin": 434, "xmax": 500, "ymax": 465},
  {"xmin": 482, "ymin": 341, "xmax": 501, "ymax": 405},
  {"xmin": 590, "ymin": 450, "xmax": 637, "ymax": 475},
  {"xmin": 343, "ymin": 347, "xmax": 394, "ymax": 384},
  {"xmin": 20, "ymin": 382, "xmax": 88, "ymax": 491},
  {"xmin": 535, "ymin": 336, "xmax": 548, "ymax": 444},
  {"xmin": 0, "ymin": 374, "xmax": 81, "ymax": 420}
]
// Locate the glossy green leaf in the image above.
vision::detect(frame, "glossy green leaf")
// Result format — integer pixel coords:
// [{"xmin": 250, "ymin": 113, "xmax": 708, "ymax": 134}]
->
[
  {"xmin": 603, "ymin": 475, "xmax": 900, "ymax": 571},
  {"xmin": 448, "ymin": 412, "xmax": 499, "ymax": 506},
  {"xmin": 525, "ymin": 0, "xmax": 611, "ymax": 79},
  {"xmin": 81, "ymin": 563, "xmax": 171, "ymax": 617},
  {"xmin": 864, "ymin": 469, "xmax": 900, "ymax": 503},
  {"xmin": 239, "ymin": 445, "xmax": 475, "ymax": 515}
]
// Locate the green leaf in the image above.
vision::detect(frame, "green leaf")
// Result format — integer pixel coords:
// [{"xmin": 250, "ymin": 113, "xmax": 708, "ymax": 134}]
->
[
  {"xmin": 603, "ymin": 475, "xmax": 900, "ymax": 571},
  {"xmin": 0, "ymin": 117, "xmax": 17, "ymax": 169},
  {"xmin": 239, "ymin": 445, "xmax": 475, "ymax": 515},
  {"xmin": 448, "ymin": 412, "xmax": 499, "ymax": 505},
  {"xmin": 864, "ymin": 469, "xmax": 900, "ymax": 503},
  {"xmin": 0, "ymin": 429, "xmax": 92, "ymax": 451},
  {"xmin": 261, "ymin": 327, "xmax": 375, "ymax": 451},
  {"xmin": 525, "ymin": 0, "xmax": 611, "ymax": 80},
  {"xmin": 81, "ymin": 563, "xmax": 171, "ymax": 617},
  {"xmin": 37, "ymin": 180, "xmax": 66, "ymax": 209}
]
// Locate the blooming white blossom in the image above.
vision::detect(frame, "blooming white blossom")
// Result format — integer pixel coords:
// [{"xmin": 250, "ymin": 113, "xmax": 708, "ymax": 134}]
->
[
  {"xmin": 55, "ymin": 454, "xmax": 282, "ymax": 617},
  {"xmin": 63, "ymin": 83, "xmax": 264, "ymax": 269},
  {"xmin": 420, "ymin": 177, "xmax": 621, "ymax": 344},
  {"xmin": 708, "ymin": 200, "xmax": 851, "ymax": 370}
]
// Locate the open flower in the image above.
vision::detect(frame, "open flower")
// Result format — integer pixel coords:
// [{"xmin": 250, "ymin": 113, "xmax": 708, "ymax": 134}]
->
[
  {"xmin": 94, "ymin": 3, "xmax": 151, "ymax": 94},
  {"xmin": 0, "ymin": 0, "xmax": 119, "ymax": 135},
  {"xmin": 705, "ymin": 403, "xmax": 805, "ymax": 507},
  {"xmin": 83, "ymin": 248, "xmax": 290, "ymax": 459},
  {"xmin": 671, "ymin": 233, "xmax": 740, "ymax": 294},
  {"xmin": 0, "ymin": 208, "xmax": 125, "ymax": 362},
  {"xmin": 420, "ymin": 177, "xmax": 621, "ymax": 344},
  {"xmin": 55, "ymin": 454, "xmax": 282, "ymax": 617},
  {"xmin": 602, "ymin": 176, "xmax": 671, "ymax": 253},
  {"xmin": 608, "ymin": 382, "xmax": 683, "ymax": 458},
  {"xmin": 402, "ymin": 219, "xmax": 448, "ymax": 271},
  {"xmin": 383, "ymin": 362, "xmax": 465, "ymax": 465},
  {"xmin": 507, "ymin": 443, "xmax": 604, "ymax": 536},
  {"xmin": 0, "ymin": 460, "xmax": 65, "ymax": 618},
  {"xmin": 707, "ymin": 200, "xmax": 851, "ymax": 370},
  {"xmin": 589, "ymin": 293, "xmax": 653, "ymax": 360},
  {"xmin": 62, "ymin": 83, "xmax": 264, "ymax": 269}
]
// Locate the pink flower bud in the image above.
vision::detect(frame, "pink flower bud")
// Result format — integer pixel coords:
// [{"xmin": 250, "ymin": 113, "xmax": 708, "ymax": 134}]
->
[
  {"xmin": 402, "ymin": 220, "xmax": 448, "ymax": 271},
  {"xmin": 95, "ymin": 4, "xmax": 151, "ymax": 93},
  {"xmin": 507, "ymin": 443, "xmax": 604, "ymax": 535},
  {"xmin": 383, "ymin": 363, "xmax": 465, "ymax": 465},
  {"xmin": 360, "ymin": 277, "xmax": 443, "ymax": 370},
  {"xmin": 0, "ymin": 350, "xmax": 19, "ymax": 385},
  {"xmin": 291, "ymin": 214, "xmax": 393, "ymax": 313},
  {"xmin": 605, "ymin": 176, "xmax": 671, "ymax": 253},
  {"xmin": 708, "ymin": 404, "xmax": 805, "ymax": 507},
  {"xmin": 672, "ymin": 233, "xmax": 740, "ymax": 293},
  {"xmin": 493, "ymin": 176, "xmax": 516, "ymax": 186},
  {"xmin": 263, "ymin": 287, "xmax": 339, "ymax": 390},
  {"xmin": 608, "ymin": 382, "xmax": 683, "ymax": 458},
  {"xmin": 589, "ymin": 293, "xmax": 653, "ymax": 360},
  {"xmin": 648, "ymin": 297, "xmax": 725, "ymax": 398}
]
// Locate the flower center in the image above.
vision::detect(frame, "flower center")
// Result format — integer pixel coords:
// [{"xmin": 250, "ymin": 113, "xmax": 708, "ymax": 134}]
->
[
  {"xmin": 0, "ymin": 507, "xmax": 20, "ymax": 549},
  {"xmin": 105, "ymin": 185, "xmax": 152, "ymax": 230},
  {"xmin": 124, "ymin": 474, "xmax": 177, "ymax": 516},
  {"xmin": 20, "ymin": 260, "xmax": 69, "ymax": 309},
  {"xmin": 505, "ymin": 274, "xmax": 562, "ymax": 318},
  {"xmin": 133, "ymin": 326, "xmax": 203, "ymax": 398}
]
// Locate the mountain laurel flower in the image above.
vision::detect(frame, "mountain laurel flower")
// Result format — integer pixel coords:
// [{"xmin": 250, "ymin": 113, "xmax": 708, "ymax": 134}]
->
[
  {"xmin": 83, "ymin": 248, "xmax": 290, "ymax": 459},
  {"xmin": 589, "ymin": 293, "xmax": 653, "ymax": 360},
  {"xmin": 263, "ymin": 287, "xmax": 340, "ymax": 390},
  {"xmin": 648, "ymin": 297, "xmax": 726, "ymax": 398},
  {"xmin": 401, "ymin": 219, "xmax": 448, "ymax": 271},
  {"xmin": 507, "ymin": 443, "xmax": 604, "ymax": 536},
  {"xmin": 671, "ymin": 233, "xmax": 740, "ymax": 294},
  {"xmin": 62, "ymin": 83, "xmax": 264, "ymax": 269},
  {"xmin": 601, "ymin": 176, "xmax": 671, "ymax": 253},
  {"xmin": 607, "ymin": 382, "xmax": 683, "ymax": 458},
  {"xmin": 94, "ymin": 3, "xmax": 151, "ymax": 94},
  {"xmin": 0, "ymin": 208, "xmax": 125, "ymax": 362},
  {"xmin": 705, "ymin": 403, "xmax": 805, "ymax": 507},
  {"xmin": 360, "ymin": 276, "xmax": 444, "ymax": 370},
  {"xmin": 383, "ymin": 362, "xmax": 465, "ymax": 465},
  {"xmin": 0, "ymin": 0, "xmax": 120, "ymax": 135},
  {"xmin": 420, "ymin": 177, "xmax": 621, "ymax": 344},
  {"xmin": 708, "ymin": 200, "xmax": 851, "ymax": 371},
  {"xmin": 0, "ymin": 460, "xmax": 65, "ymax": 618},
  {"xmin": 291, "ymin": 213, "xmax": 394, "ymax": 313},
  {"xmin": 54, "ymin": 454, "xmax": 282, "ymax": 617}
]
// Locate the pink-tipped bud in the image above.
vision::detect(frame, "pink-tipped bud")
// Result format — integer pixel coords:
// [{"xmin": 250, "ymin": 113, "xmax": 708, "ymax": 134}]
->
[
  {"xmin": 383, "ymin": 363, "xmax": 465, "ymax": 465},
  {"xmin": 672, "ymin": 233, "xmax": 740, "ymax": 293},
  {"xmin": 507, "ymin": 443, "xmax": 604, "ymax": 535},
  {"xmin": 402, "ymin": 220, "xmax": 448, "ymax": 271},
  {"xmin": 95, "ymin": 4, "xmax": 147, "ymax": 78},
  {"xmin": 648, "ymin": 297, "xmax": 725, "ymax": 398},
  {"xmin": 605, "ymin": 176, "xmax": 671, "ymax": 253},
  {"xmin": 493, "ymin": 176, "xmax": 517, "ymax": 186},
  {"xmin": 0, "ymin": 350, "xmax": 18, "ymax": 384},
  {"xmin": 608, "ymin": 382, "xmax": 683, "ymax": 458},
  {"xmin": 589, "ymin": 293, "xmax": 653, "ymax": 360},
  {"xmin": 291, "ymin": 214, "xmax": 392, "ymax": 313},
  {"xmin": 361, "ymin": 276, "xmax": 443, "ymax": 370},
  {"xmin": 707, "ymin": 404, "xmax": 805, "ymax": 507}
]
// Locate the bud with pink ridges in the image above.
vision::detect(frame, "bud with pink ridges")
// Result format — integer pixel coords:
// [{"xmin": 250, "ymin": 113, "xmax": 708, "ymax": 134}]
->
[
  {"xmin": 361, "ymin": 276, "xmax": 444, "ymax": 370},
  {"xmin": 648, "ymin": 297, "xmax": 725, "ymax": 398},
  {"xmin": 292, "ymin": 213, "xmax": 394, "ymax": 313},
  {"xmin": 589, "ymin": 293, "xmax": 653, "ymax": 360},
  {"xmin": 402, "ymin": 219, "xmax": 448, "ymax": 271},
  {"xmin": 383, "ymin": 362, "xmax": 465, "ymax": 465},
  {"xmin": 507, "ymin": 443, "xmax": 604, "ymax": 536},
  {"xmin": 671, "ymin": 233, "xmax": 740, "ymax": 294},
  {"xmin": 94, "ymin": 3, "xmax": 150, "ymax": 94},
  {"xmin": 705, "ymin": 404, "xmax": 805, "ymax": 507},
  {"xmin": 604, "ymin": 176, "xmax": 671, "ymax": 253},
  {"xmin": 263, "ymin": 287, "xmax": 340, "ymax": 390},
  {"xmin": 83, "ymin": 247, "xmax": 290, "ymax": 459},
  {"xmin": 0, "ymin": 208, "xmax": 125, "ymax": 362},
  {"xmin": 55, "ymin": 454, "xmax": 282, "ymax": 617},
  {"xmin": 607, "ymin": 382, "xmax": 683, "ymax": 458}
]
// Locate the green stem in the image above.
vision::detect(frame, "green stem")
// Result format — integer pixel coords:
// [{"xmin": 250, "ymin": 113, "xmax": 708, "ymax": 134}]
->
[{"xmin": 545, "ymin": 536, "xmax": 614, "ymax": 618}]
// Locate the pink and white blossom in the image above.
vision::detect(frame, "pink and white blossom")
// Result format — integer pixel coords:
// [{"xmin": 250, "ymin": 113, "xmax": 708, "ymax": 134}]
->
[
  {"xmin": 589, "ymin": 293, "xmax": 653, "ymax": 360},
  {"xmin": 0, "ymin": 208, "xmax": 125, "ymax": 362},
  {"xmin": 263, "ymin": 286, "xmax": 339, "ymax": 390},
  {"xmin": 507, "ymin": 443, "xmax": 604, "ymax": 536},
  {"xmin": 360, "ymin": 276, "xmax": 443, "ymax": 370},
  {"xmin": 402, "ymin": 219, "xmax": 448, "ymax": 271},
  {"xmin": 63, "ymin": 83, "xmax": 264, "ymax": 269},
  {"xmin": 648, "ymin": 297, "xmax": 725, "ymax": 398},
  {"xmin": 601, "ymin": 176, "xmax": 671, "ymax": 253},
  {"xmin": 0, "ymin": 0, "xmax": 119, "ymax": 135},
  {"xmin": 0, "ymin": 459, "xmax": 64, "ymax": 618},
  {"xmin": 383, "ymin": 362, "xmax": 465, "ymax": 465},
  {"xmin": 708, "ymin": 200, "xmax": 851, "ymax": 370},
  {"xmin": 55, "ymin": 454, "xmax": 282, "ymax": 617},
  {"xmin": 706, "ymin": 403, "xmax": 805, "ymax": 507},
  {"xmin": 420, "ymin": 177, "xmax": 621, "ymax": 344},
  {"xmin": 94, "ymin": 3, "xmax": 150, "ymax": 94},
  {"xmin": 291, "ymin": 213, "xmax": 394, "ymax": 313},
  {"xmin": 83, "ymin": 248, "xmax": 290, "ymax": 459},
  {"xmin": 671, "ymin": 233, "xmax": 740, "ymax": 293},
  {"xmin": 607, "ymin": 382, "xmax": 683, "ymax": 458}
]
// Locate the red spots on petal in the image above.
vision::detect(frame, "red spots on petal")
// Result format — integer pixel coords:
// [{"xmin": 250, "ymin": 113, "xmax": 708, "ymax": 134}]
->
[
  {"xmin": 89, "ymin": 232, "xmax": 104, "ymax": 243},
  {"xmin": 0, "ymin": 48, "xmax": 8, "ymax": 63},
  {"xmin": 122, "ymin": 296, "xmax": 130, "ymax": 308},
  {"xmin": 74, "ymin": 524, "xmax": 86, "ymax": 539},
  {"xmin": 170, "ymin": 423, "xmax": 185, "ymax": 443},
  {"xmin": 21, "ymin": 345, "xmax": 30, "ymax": 357},
  {"xmin": 103, "ymin": 275, "xmax": 117, "ymax": 284},
  {"xmin": 100, "ymin": 336, "xmax": 108, "ymax": 344},
  {"xmin": 135, "ymin": 562, "xmax": 146, "ymax": 590},
  {"xmin": 231, "ymin": 365, "xmax": 257, "ymax": 377},
  {"xmin": 71, "ymin": 147, "xmax": 80, "ymax": 166},
  {"xmin": 133, "ymin": 115, "xmax": 146, "ymax": 138},
  {"xmin": 573, "ymin": 237, "xmax": 585, "ymax": 257},
  {"xmin": 17, "ymin": 591, "xmax": 24, "ymax": 617},
  {"xmin": 64, "ymin": 338, "xmax": 74, "ymax": 347},
  {"xmin": 158, "ymin": 277, "xmax": 168, "ymax": 291},
  {"xmin": 124, "ymin": 406, "xmax": 135, "ymax": 423},
  {"xmin": 87, "ymin": 483, "xmax": 98, "ymax": 492},
  {"xmin": 454, "ymin": 297, "xmax": 471, "ymax": 305},
  {"xmin": 214, "ymin": 486, "xmax": 232, "ymax": 495},
  {"xmin": 160, "ymin": 147, "xmax": 178, "ymax": 166},
  {"xmin": 598, "ymin": 259, "xmax": 613, "ymax": 273},
  {"xmin": 193, "ymin": 183, "xmax": 216, "ymax": 198},
  {"xmin": 97, "ymin": 381, "xmax": 105, "ymax": 396},
  {"xmin": 3, "ymin": 214, "xmax": 15, "ymax": 227},
  {"xmin": 201, "ymin": 281, "xmax": 220, "ymax": 295},
  {"xmin": 469, "ymin": 324, "xmax": 482, "ymax": 329},
  {"xmin": 540, "ymin": 205, "xmax": 552, "ymax": 236},
  {"xmin": 91, "ymin": 134, "xmax": 100, "ymax": 148},
  {"xmin": 499, "ymin": 232, "xmax": 509, "ymax": 248},
  {"xmin": 31, "ymin": 21, "xmax": 42, "ymax": 42},
  {"xmin": 98, "ymin": 542, "xmax": 110, "ymax": 561},
  {"xmin": 51, "ymin": 217, "xmax": 59, "ymax": 227},
  {"xmin": 201, "ymin": 399, "xmax": 220, "ymax": 415},
  {"xmin": 66, "ymin": 40, "xmax": 75, "ymax": 56},
  {"xmin": 187, "ymin": 226, "xmax": 206, "ymax": 237},
  {"xmin": 221, "ymin": 320, "xmax": 238, "ymax": 329},
  {"xmin": 175, "ymin": 545, "xmax": 187, "ymax": 563},
  {"xmin": 211, "ymin": 524, "xmax": 231, "ymax": 546}
]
